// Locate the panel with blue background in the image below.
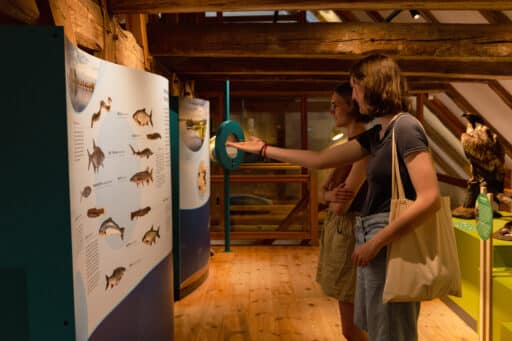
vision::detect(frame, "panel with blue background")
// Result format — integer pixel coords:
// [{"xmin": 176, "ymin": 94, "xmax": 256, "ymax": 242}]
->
[{"xmin": 172, "ymin": 97, "xmax": 211, "ymax": 299}]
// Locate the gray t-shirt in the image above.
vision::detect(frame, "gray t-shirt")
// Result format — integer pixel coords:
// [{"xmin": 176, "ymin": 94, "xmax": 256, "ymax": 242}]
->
[{"xmin": 356, "ymin": 113, "xmax": 429, "ymax": 215}]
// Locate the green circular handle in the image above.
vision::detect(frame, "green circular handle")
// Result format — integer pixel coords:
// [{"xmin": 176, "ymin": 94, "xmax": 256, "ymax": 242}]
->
[{"xmin": 214, "ymin": 120, "xmax": 245, "ymax": 170}]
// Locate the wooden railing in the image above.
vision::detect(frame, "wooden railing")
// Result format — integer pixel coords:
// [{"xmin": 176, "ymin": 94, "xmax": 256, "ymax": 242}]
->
[{"xmin": 210, "ymin": 163, "xmax": 318, "ymax": 244}]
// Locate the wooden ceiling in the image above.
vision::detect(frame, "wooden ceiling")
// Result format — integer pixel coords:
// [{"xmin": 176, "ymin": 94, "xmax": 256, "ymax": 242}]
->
[{"xmin": 104, "ymin": 2, "xmax": 512, "ymax": 97}]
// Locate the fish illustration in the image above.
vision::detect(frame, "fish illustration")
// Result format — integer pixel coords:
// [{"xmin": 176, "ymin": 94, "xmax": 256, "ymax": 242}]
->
[
  {"xmin": 80, "ymin": 186, "xmax": 92, "ymax": 201},
  {"xmin": 105, "ymin": 267, "xmax": 126, "ymax": 290},
  {"xmin": 87, "ymin": 139, "xmax": 105, "ymax": 173},
  {"xmin": 130, "ymin": 206, "xmax": 151, "ymax": 220},
  {"xmin": 132, "ymin": 108, "xmax": 153, "ymax": 127},
  {"xmin": 142, "ymin": 225, "xmax": 160, "ymax": 246},
  {"xmin": 91, "ymin": 97, "xmax": 112, "ymax": 128},
  {"xmin": 130, "ymin": 167, "xmax": 153, "ymax": 187},
  {"xmin": 129, "ymin": 144, "xmax": 153, "ymax": 159},
  {"xmin": 146, "ymin": 132, "xmax": 161, "ymax": 140},
  {"xmin": 98, "ymin": 217, "xmax": 125, "ymax": 240},
  {"xmin": 87, "ymin": 207, "xmax": 105, "ymax": 218}
]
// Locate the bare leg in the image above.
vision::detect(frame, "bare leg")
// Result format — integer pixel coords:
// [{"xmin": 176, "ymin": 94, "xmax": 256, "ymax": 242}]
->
[{"xmin": 339, "ymin": 301, "xmax": 368, "ymax": 341}]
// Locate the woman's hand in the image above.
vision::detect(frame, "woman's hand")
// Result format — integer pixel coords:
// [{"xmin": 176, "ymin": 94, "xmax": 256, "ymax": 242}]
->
[
  {"xmin": 330, "ymin": 183, "xmax": 355, "ymax": 203},
  {"xmin": 226, "ymin": 136, "xmax": 265, "ymax": 155},
  {"xmin": 352, "ymin": 239, "xmax": 381, "ymax": 267}
]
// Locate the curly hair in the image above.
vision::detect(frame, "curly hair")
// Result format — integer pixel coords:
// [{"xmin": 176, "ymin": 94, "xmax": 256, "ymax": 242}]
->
[{"xmin": 349, "ymin": 54, "xmax": 410, "ymax": 118}]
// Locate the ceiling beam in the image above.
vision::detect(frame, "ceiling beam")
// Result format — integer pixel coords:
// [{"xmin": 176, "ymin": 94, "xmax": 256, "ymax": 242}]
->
[
  {"xmin": 109, "ymin": 1, "xmax": 512, "ymax": 14},
  {"xmin": 157, "ymin": 57, "xmax": 512, "ymax": 79},
  {"xmin": 148, "ymin": 23, "xmax": 512, "ymax": 61},
  {"xmin": 334, "ymin": 10, "xmax": 359, "ymax": 22},
  {"xmin": 426, "ymin": 97, "xmax": 465, "ymax": 137},
  {"xmin": 479, "ymin": 10, "xmax": 511, "ymax": 24},
  {"xmin": 0, "ymin": 0, "xmax": 39, "ymax": 24},
  {"xmin": 487, "ymin": 80, "xmax": 512, "ymax": 111},
  {"xmin": 366, "ymin": 11, "xmax": 385, "ymax": 22},
  {"xmin": 423, "ymin": 119, "xmax": 469, "ymax": 173}
]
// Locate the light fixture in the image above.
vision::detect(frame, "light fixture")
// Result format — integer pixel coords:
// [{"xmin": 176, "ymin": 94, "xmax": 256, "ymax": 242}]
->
[
  {"xmin": 332, "ymin": 132, "xmax": 345, "ymax": 142},
  {"xmin": 409, "ymin": 9, "xmax": 421, "ymax": 20}
]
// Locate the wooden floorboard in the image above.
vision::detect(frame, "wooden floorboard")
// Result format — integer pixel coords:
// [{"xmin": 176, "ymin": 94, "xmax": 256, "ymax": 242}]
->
[{"xmin": 174, "ymin": 246, "xmax": 477, "ymax": 340}]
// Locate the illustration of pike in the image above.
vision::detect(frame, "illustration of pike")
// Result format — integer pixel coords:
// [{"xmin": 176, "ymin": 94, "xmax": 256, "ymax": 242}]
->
[
  {"xmin": 130, "ymin": 206, "xmax": 151, "ymax": 220},
  {"xmin": 129, "ymin": 144, "xmax": 153, "ymax": 159}
]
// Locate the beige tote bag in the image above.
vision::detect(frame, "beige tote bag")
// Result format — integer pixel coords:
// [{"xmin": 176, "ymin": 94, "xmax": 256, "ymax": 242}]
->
[{"xmin": 382, "ymin": 127, "xmax": 462, "ymax": 303}]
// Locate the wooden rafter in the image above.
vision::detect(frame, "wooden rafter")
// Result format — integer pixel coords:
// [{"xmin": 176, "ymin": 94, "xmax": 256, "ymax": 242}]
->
[
  {"xmin": 0, "ymin": 0, "xmax": 39, "ymax": 23},
  {"xmin": 423, "ymin": 119, "xmax": 469, "ymax": 168},
  {"xmin": 366, "ymin": 10, "xmax": 384, "ymax": 22},
  {"xmin": 334, "ymin": 10, "xmax": 359, "ymax": 22},
  {"xmin": 446, "ymin": 84, "xmax": 512, "ymax": 159},
  {"xmin": 148, "ymin": 23, "xmax": 512, "ymax": 61},
  {"xmin": 158, "ymin": 56, "xmax": 512, "ymax": 79},
  {"xmin": 109, "ymin": 1, "xmax": 512, "ymax": 14},
  {"xmin": 479, "ymin": 10, "xmax": 511, "ymax": 24},
  {"xmin": 426, "ymin": 97, "xmax": 465, "ymax": 137},
  {"xmin": 487, "ymin": 80, "xmax": 512, "ymax": 111},
  {"xmin": 418, "ymin": 10, "xmax": 439, "ymax": 23}
]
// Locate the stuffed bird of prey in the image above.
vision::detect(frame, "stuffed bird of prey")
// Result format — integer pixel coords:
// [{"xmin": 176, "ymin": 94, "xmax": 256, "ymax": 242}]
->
[{"xmin": 460, "ymin": 112, "xmax": 504, "ymax": 209}]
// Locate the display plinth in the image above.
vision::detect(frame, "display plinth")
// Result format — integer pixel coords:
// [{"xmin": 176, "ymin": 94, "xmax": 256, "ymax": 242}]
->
[{"xmin": 451, "ymin": 214, "xmax": 512, "ymax": 341}]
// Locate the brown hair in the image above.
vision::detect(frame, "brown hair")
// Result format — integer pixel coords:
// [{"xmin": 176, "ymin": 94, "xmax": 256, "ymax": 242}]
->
[
  {"xmin": 349, "ymin": 54, "xmax": 410, "ymax": 118},
  {"xmin": 333, "ymin": 83, "xmax": 372, "ymax": 123}
]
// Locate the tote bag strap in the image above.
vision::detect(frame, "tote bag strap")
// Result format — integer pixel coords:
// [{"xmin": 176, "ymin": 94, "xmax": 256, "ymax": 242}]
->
[
  {"xmin": 391, "ymin": 128, "xmax": 406, "ymax": 201},
  {"xmin": 391, "ymin": 113, "xmax": 430, "ymax": 201}
]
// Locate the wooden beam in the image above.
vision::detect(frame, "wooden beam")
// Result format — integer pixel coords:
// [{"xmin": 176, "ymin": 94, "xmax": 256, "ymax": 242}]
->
[
  {"xmin": 480, "ymin": 10, "xmax": 511, "ymax": 24},
  {"xmin": 334, "ymin": 10, "xmax": 358, "ymax": 22},
  {"xmin": 366, "ymin": 10, "xmax": 384, "ymax": 22},
  {"xmin": 148, "ymin": 23, "xmax": 512, "ymax": 61},
  {"xmin": 426, "ymin": 97, "xmax": 465, "ymax": 137},
  {"xmin": 158, "ymin": 56, "xmax": 512, "ymax": 79},
  {"xmin": 408, "ymin": 82, "xmax": 451, "ymax": 94},
  {"xmin": 126, "ymin": 14, "xmax": 152, "ymax": 70},
  {"xmin": 487, "ymin": 80, "xmax": 512, "ymax": 111},
  {"xmin": 202, "ymin": 14, "xmax": 300, "ymax": 23},
  {"xmin": 195, "ymin": 80, "xmax": 340, "ymax": 96},
  {"xmin": 0, "ymin": 0, "xmax": 39, "ymax": 23},
  {"xmin": 416, "ymin": 93, "xmax": 426, "ymax": 121},
  {"xmin": 418, "ymin": 10, "xmax": 440, "ymax": 23},
  {"xmin": 437, "ymin": 173, "xmax": 467, "ymax": 187},
  {"xmin": 423, "ymin": 119, "xmax": 469, "ymax": 169},
  {"xmin": 109, "ymin": 1, "xmax": 512, "ymax": 14}
]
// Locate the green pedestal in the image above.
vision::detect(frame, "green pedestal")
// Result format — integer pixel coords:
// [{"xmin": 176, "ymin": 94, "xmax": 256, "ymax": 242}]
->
[{"xmin": 451, "ymin": 214, "xmax": 512, "ymax": 341}]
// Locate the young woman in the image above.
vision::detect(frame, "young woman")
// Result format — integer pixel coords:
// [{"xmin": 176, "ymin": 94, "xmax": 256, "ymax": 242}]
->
[
  {"xmin": 316, "ymin": 83, "xmax": 369, "ymax": 341},
  {"xmin": 227, "ymin": 54, "xmax": 440, "ymax": 341}
]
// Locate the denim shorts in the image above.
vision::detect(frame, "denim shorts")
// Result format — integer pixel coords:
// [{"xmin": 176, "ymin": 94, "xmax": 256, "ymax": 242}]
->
[{"xmin": 354, "ymin": 212, "xmax": 420, "ymax": 341}]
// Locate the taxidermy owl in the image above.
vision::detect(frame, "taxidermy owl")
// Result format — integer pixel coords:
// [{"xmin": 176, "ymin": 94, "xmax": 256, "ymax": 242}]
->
[{"xmin": 452, "ymin": 112, "xmax": 505, "ymax": 219}]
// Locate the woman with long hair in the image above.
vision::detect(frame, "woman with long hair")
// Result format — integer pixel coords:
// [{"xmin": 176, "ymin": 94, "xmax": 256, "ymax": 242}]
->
[{"xmin": 316, "ymin": 83, "xmax": 369, "ymax": 341}]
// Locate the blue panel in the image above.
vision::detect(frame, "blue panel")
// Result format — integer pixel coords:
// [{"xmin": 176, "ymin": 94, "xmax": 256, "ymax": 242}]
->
[
  {"xmin": 179, "ymin": 201, "xmax": 211, "ymax": 282},
  {"xmin": 89, "ymin": 254, "xmax": 173, "ymax": 341}
]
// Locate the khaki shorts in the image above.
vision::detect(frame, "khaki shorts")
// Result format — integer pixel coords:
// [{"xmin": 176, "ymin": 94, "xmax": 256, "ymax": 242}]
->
[{"xmin": 316, "ymin": 211, "xmax": 357, "ymax": 302}]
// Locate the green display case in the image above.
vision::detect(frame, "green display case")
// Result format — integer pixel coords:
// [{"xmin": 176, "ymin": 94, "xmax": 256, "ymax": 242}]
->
[{"xmin": 451, "ymin": 214, "xmax": 512, "ymax": 341}]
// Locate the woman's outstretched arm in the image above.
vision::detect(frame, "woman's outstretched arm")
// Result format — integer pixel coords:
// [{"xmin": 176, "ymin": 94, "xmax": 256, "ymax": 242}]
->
[{"xmin": 227, "ymin": 136, "xmax": 367, "ymax": 169}]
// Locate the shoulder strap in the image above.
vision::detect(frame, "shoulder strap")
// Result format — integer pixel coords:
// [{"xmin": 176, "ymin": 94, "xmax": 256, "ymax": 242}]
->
[{"xmin": 391, "ymin": 128, "xmax": 406, "ymax": 200}]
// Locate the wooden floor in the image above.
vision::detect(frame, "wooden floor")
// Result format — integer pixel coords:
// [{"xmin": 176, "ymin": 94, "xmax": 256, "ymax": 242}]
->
[{"xmin": 174, "ymin": 246, "xmax": 477, "ymax": 341}]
